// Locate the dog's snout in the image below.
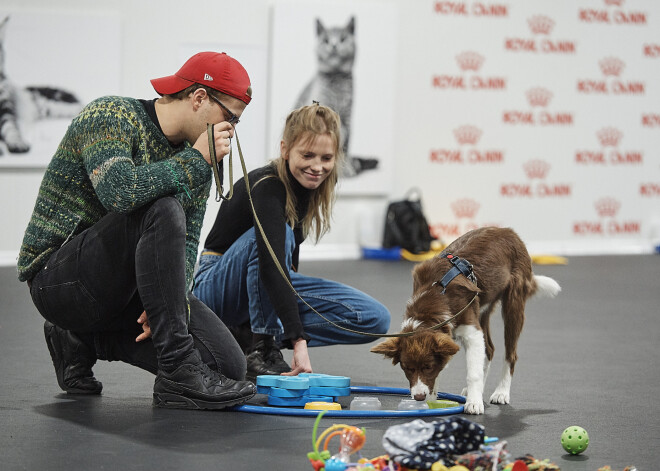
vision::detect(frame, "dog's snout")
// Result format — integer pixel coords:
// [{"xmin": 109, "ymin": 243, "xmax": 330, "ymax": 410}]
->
[{"xmin": 413, "ymin": 393, "xmax": 427, "ymax": 401}]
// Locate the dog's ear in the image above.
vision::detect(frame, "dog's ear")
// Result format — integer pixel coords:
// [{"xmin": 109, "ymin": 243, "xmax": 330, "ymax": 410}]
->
[
  {"xmin": 370, "ymin": 338, "xmax": 401, "ymax": 365},
  {"xmin": 432, "ymin": 335, "xmax": 460, "ymax": 357}
]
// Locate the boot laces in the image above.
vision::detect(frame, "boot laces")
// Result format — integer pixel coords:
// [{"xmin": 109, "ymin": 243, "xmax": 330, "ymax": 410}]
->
[{"xmin": 189, "ymin": 361, "xmax": 223, "ymax": 387}]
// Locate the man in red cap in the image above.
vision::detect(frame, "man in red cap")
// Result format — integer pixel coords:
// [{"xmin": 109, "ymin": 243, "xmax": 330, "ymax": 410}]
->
[{"xmin": 17, "ymin": 51, "xmax": 256, "ymax": 409}]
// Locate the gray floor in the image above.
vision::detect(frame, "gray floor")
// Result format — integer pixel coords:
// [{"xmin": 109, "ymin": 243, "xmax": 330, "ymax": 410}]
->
[{"xmin": 1, "ymin": 255, "xmax": 658, "ymax": 470}]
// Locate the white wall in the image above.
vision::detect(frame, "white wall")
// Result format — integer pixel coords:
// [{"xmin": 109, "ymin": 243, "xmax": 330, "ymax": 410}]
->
[
  {"xmin": 0, "ymin": 0, "xmax": 392, "ymax": 266},
  {"xmin": 2, "ymin": 0, "xmax": 659, "ymax": 268}
]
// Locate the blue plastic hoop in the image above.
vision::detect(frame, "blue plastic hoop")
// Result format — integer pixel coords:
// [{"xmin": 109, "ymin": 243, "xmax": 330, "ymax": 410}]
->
[{"xmin": 231, "ymin": 386, "xmax": 465, "ymax": 417}]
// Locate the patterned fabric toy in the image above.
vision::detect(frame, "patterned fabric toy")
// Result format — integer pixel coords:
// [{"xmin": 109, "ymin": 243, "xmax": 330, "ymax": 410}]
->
[{"xmin": 383, "ymin": 417, "xmax": 485, "ymax": 469}]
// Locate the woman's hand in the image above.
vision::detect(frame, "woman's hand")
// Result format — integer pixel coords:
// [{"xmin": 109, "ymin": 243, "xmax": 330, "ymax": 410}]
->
[
  {"xmin": 281, "ymin": 338, "xmax": 312, "ymax": 376},
  {"xmin": 136, "ymin": 311, "xmax": 151, "ymax": 342}
]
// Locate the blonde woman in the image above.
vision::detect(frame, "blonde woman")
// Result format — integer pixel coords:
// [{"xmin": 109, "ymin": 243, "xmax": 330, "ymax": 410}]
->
[{"xmin": 194, "ymin": 104, "xmax": 390, "ymax": 380}]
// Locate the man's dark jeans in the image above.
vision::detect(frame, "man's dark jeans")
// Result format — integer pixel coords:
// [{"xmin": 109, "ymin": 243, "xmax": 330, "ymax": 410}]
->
[{"xmin": 29, "ymin": 197, "xmax": 245, "ymax": 380}]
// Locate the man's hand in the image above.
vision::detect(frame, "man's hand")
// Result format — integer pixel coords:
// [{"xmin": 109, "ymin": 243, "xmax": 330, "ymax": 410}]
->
[
  {"xmin": 193, "ymin": 121, "xmax": 234, "ymax": 166},
  {"xmin": 281, "ymin": 338, "xmax": 312, "ymax": 376},
  {"xmin": 136, "ymin": 311, "xmax": 151, "ymax": 342}
]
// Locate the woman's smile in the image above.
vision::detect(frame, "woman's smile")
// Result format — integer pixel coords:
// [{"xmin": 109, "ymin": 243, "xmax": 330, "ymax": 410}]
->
[{"xmin": 283, "ymin": 133, "xmax": 336, "ymax": 190}]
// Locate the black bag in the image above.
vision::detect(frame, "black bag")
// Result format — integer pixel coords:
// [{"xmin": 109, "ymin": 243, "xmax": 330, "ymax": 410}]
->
[{"xmin": 382, "ymin": 188, "xmax": 435, "ymax": 254}]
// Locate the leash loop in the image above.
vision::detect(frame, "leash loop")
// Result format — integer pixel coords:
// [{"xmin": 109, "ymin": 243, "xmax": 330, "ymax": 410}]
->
[{"xmin": 207, "ymin": 123, "xmax": 234, "ymax": 201}]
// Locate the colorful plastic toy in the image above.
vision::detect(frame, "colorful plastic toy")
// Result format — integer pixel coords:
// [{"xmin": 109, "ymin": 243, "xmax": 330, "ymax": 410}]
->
[
  {"xmin": 307, "ymin": 410, "xmax": 401, "ymax": 471},
  {"xmin": 561, "ymin": 425, "xmax": 589, "ymax": 455}
]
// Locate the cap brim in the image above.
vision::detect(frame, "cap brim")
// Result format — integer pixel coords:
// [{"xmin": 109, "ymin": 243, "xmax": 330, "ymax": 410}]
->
[{"xmin": 150, "ymin": 75, "xmax": 195, "ymax": 95}]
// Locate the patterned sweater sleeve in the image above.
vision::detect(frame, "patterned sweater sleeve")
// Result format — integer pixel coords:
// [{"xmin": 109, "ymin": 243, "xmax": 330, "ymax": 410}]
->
[{"xmin": 76, "ymin": 99, "xmax": 210, "ymax": 214}]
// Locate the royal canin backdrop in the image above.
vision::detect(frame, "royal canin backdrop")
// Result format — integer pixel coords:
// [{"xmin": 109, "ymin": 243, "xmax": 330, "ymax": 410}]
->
[{"xmin": 389, "ymin": 0, "xmax": 659, "ymax": 256}]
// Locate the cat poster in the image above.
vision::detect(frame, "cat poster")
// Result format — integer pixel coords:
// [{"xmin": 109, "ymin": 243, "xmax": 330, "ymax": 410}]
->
[
  {"xmin": 269, "ymin": 0, "xmax": 398, "ymax": 195},
  {"xmin": 0, "ymin": 12, "xmax": 120, "ymax": 168}
]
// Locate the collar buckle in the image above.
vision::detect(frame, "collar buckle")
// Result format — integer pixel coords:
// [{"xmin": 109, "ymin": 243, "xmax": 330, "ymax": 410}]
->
[{"xmin": 434, "ymin": 253, "xmax": 477, "ymax": 293}]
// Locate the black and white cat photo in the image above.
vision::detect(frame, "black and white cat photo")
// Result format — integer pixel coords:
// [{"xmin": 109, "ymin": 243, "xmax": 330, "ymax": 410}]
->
[
  {"xmin": 295, "ymin": 16, "xmax": 379, "ymax": 178},
  {"xmin": 0, "ymin": 15, "xmax": 81, "ymax": 157}
]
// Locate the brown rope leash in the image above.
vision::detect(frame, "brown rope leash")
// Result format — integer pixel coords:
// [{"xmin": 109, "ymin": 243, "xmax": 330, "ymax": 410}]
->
[{"xmin": 207, "ymin": 123, "xmax": 234, "ymax": 202}]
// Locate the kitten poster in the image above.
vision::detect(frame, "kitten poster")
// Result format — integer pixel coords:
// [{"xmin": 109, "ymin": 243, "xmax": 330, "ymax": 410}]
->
[
  {"xmin": 0, "ymin": 12, "xmax": 120, "ymax": 168},
  {"xmin": 269, "ymin": 0, "xmax": 398, "ymax": 195}
]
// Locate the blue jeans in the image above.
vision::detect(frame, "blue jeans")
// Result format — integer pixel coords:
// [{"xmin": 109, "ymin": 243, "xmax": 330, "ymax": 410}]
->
[
  {"xmin": 29, "ymin": 197, "xmax": 246, "ymax": 379},
  {"xmin": 193, "ymin": 227, "xmax": 391, "ymax": 347}
]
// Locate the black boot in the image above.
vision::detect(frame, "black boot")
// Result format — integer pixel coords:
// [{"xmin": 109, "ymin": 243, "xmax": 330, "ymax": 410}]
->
[
  {"xmin": 44, "ymin": 321, "xmax": 103, "ymax": 395},
  {"xmin": 153, "ymin": 350, "xmax": 256, "ymax": 410},
  {"xmin": 245, "ymin": 337, "xmax": 292, "ymax": 382}
]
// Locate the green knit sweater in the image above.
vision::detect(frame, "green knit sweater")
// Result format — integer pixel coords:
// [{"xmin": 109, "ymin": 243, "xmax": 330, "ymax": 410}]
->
[{"xmin": 17, "ymin": 96, "xmax": 212, "ymax": 288}]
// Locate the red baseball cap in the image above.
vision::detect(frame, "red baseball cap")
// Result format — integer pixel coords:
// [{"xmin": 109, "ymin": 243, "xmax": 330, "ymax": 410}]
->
[{"xmin": 151, "ymin": 52, "xmax": 252, "ymax": 104}]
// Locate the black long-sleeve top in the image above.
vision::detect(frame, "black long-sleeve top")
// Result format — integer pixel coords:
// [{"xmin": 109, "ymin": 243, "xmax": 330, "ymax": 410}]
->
[{"xmin": 203, "ymin": 163, "xmax": 312, "ymax": 343}]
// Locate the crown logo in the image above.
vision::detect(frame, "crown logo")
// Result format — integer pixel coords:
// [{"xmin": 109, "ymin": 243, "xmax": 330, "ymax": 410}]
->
[
  {"xmin": 604, "ymin": 0, "xmax": 624, "ymax": 6},
  {"xmin": 455, "ymin": 51, "xmax": 485, "ymax": 72},
  {"xmin": 594, "ymin": 197, "xmax": 621, "ymax": 218},
  {"xmin": 453, "ymin": 125, "xmax": 483, "ymax": 145},
  {"xmin": 526, "ymin": 87, "xmax": 553, "ymax": 107},
  {"xmin": 451, "ymin": 198, "xmax": 480, "ymax": 219},
  {"xmin": 599, "ymin": 57, "xmax": 625, "ymax": 77},
  {"xmin": 523, "ymin": 159, "xmax": 550, "ymax": 179},
  {"xmin": 597, "ymin": 127, "xmax": 623, "ymax": 147},
  {"xmin": 528, "ymin": 15, "xmax": 555, "ymax": 35}
]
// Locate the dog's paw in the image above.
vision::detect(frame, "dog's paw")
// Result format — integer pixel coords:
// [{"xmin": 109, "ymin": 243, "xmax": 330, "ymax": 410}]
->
[
  {"xmin": 489, "ymin": 390, "xmax": 510, "ymax": 405},
  {"xmin": 463, "ymin": 400, "xmax": 484, "ymax": 415}
]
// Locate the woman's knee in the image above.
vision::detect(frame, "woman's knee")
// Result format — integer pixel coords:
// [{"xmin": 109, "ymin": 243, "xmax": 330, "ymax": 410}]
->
[{"xmin": 367, "ymin": 302, "xmax": 391, "ymax": 334}]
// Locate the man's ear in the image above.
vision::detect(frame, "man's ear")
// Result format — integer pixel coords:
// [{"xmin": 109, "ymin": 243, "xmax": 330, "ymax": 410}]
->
[
  {"xmin": 370, "ymin": 338, "xmax": 401, "ymax": 365},
  {"xmin": 190, "ymin": 88, "xmax": 208, "ymax": 111},
  {"xmin": 432, "ymin": 334, "xmax": 460, "ymax": 357}
]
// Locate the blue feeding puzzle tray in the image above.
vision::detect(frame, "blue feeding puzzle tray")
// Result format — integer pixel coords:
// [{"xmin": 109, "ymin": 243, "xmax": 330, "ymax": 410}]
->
[
  {"xmin": 256, "ymin": 373, "xmax": 352, "ymax": 407},
  {"xmin": 234, "ymin": 374, "xmax": 466, "ymax": 418}
]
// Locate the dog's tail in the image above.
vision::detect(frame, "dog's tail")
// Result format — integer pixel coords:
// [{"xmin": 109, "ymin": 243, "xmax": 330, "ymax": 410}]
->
[{"xmin": 533, "ymin": 275, "xmax": 561, "ymax": 298}]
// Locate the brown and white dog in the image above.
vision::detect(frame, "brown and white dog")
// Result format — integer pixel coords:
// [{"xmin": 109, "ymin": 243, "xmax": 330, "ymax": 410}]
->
[{"xmin": 371, "ymin": 227, "xmax": 560, "ymax": 414}]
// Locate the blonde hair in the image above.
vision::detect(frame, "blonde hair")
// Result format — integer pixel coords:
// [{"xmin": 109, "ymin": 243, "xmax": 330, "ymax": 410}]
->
[{"xmin": 273, "ymin": 103, "xmax": 343, "ymax": 241}]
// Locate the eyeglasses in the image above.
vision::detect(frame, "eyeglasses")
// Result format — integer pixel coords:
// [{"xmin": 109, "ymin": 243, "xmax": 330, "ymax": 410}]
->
[{"xmin": 208, "ymin": 93, "xmax": 240, "ymax": 126}]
